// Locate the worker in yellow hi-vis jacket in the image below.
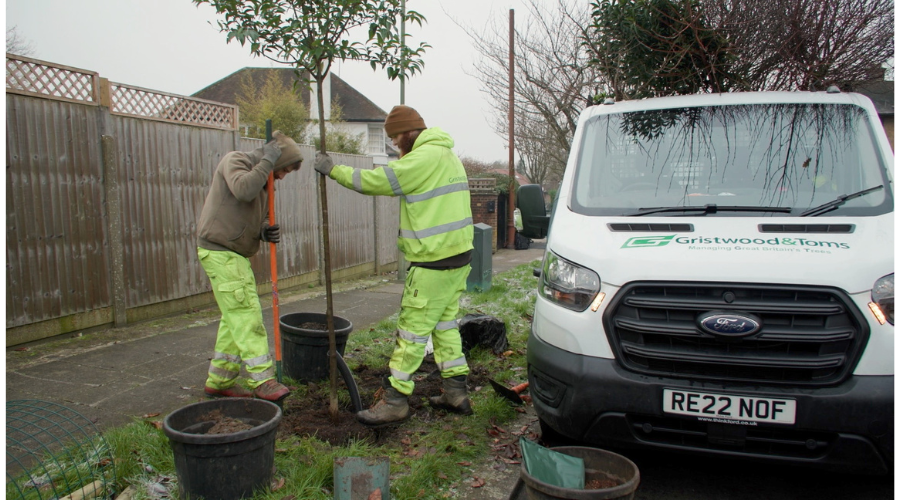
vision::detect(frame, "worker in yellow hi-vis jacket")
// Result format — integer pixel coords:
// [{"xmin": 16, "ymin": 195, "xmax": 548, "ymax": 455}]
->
[{"xmin": 314, "ymin": 105, "xmax": 475, "ymax": 427}]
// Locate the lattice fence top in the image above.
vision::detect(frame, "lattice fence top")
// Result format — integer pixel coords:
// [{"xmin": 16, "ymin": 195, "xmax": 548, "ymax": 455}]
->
[
  {"xmin": 469, "ymin": 178, "xmax": 498, "ymax": 192},
  {"xmin": 6, "ymin": 53, "xmax": 98, "ymax": 104},
  {"xmin": 110, "ymin": 84, "xmax": 236, "ymax": 130},
  {"xmin": 6, "ymin": 54, "xmax": 238, "ymax": 130}
]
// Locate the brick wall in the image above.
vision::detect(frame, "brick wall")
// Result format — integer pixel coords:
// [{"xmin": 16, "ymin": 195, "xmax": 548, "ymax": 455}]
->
[{"xmin": 469, "ymin": 178, "xmax": 499, "ymax": 253}]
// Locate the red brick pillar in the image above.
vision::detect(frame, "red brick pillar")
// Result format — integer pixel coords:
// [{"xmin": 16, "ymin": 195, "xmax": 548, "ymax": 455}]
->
[{"xmin": 469, "ymin": 178, "xmax": 499, "ymax": 253}]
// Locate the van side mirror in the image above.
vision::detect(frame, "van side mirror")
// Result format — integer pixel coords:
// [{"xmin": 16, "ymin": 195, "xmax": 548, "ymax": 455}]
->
[{"xmin": 516, "ymin": 184, "xmax": 550, "ymax": 239}]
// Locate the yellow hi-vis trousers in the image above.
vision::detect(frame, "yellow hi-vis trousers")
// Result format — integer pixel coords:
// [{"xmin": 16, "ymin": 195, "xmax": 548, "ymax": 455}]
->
[
  {"xmin": 388, "ymin": 265, "xmax": 471, "ymax": 396},
  {"xmin": 198, "ymin": 248, "xmax": 275, "ymax": 390}
]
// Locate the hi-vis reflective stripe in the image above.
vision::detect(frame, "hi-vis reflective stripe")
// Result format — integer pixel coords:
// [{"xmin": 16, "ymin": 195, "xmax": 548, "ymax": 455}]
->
[
  {"xmin": 435, "ymin": 320, "xmax": 458, "ymax": 331},
  {"xmin": 352, "ymin": 169, "xmax": 362, "ymax": 192},
  {"xmin": 398, "ymin": 329, "xmax": 430, "ymax": 344},
  {"xmin": 400, "ymin": 217, "xmax": 473, "ymax": 240},
  {"xmin": 437, "ymin": 356, "xmax": 467, "ymax": 371},
  {"xmin": 391, "ymin": 367, "xmax": 413, "ymax": 381},
  {"xmin": 244, "ymin": 354, "xmax": 271, "ymax": 367},
  {"xmin": 405, "ymin": 182, "xmax": 469, "ymax": 204},
  {"xmin": 384, "ymin": 167, "xmax": 403, "ymax": 195},
  {"xmin": 249, "ymin": 368, "xmax": 275, "ymax": 381},
  {"xmin": 213, "ymin": 352, "xmax": 241, "ymax": 364},
  {"xmin": 209, "ymin": 365, "xmax": 239, "ymax": 381}
]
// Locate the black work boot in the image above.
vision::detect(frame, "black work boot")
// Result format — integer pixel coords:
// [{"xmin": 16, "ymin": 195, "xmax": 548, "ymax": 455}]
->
[
  {"xmin": 356, "ymin": 383, "xmax": 410, "ymax": 427},
  {"xmin": 429, "ymin": 375, "xmax": 473, "ymax": 415}
]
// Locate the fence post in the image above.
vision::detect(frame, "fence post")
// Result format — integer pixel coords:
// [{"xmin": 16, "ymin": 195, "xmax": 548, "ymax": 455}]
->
[
  {"xmin": 97, "ymin": 74, "xmax": 128, "ymax": 328},
  {"xmin": 101, "ymin": 134, "xmax": 127, "ymax": 327}
]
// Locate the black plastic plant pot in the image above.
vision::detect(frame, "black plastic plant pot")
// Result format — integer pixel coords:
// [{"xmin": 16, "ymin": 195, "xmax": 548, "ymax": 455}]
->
[
  {"xmin": 163, "ymin": 398, "xmax": 282, "ymax": 500},
  {"xmin": 280, "ymin": 312, "xmax": 353, "ymax": 383}
]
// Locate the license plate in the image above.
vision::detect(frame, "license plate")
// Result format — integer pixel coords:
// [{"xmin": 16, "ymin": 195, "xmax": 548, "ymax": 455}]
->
[{"xmin": 663, "ymin": 389, "xmax": 796, "ymax": 425}]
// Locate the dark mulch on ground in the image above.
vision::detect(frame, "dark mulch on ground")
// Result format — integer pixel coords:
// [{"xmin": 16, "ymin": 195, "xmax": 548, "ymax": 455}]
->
[{"xmin": 276, "ymin": 356, "xmax": 491, "ymax": 446}]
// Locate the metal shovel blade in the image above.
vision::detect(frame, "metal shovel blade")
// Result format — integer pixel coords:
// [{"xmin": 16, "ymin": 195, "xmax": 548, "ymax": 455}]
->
[{"xmin": 489, "ymin": 379, "xmax": 526, "ymax": 405}]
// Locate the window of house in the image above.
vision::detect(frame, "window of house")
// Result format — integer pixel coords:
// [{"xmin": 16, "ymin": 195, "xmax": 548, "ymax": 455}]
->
[{"xmin": 368, "ymin": 125, "xmax": 385, "ymax": 155}]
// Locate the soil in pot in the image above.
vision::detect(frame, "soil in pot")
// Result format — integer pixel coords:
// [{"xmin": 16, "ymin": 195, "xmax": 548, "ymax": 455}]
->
[{"xmin": 196, "ymin": 409, "xmax": 255, "ymax": 434}]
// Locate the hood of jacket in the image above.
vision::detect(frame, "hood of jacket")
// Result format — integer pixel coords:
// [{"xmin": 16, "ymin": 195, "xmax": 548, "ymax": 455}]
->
[{"xmin": 412, "ymin": 127, "xmax": 454, "ymax": 151}]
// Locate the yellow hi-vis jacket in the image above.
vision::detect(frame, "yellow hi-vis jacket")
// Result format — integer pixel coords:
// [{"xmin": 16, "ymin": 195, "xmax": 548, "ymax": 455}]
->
[{"xmin": 329, "ymin": 127, "xmax": 474, "ymax": 263}]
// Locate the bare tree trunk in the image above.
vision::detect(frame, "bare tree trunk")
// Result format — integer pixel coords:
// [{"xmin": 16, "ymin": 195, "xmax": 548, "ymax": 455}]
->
[{"xmin": 315, "ymin": 71, "xmax": 339, "ymax": 422}]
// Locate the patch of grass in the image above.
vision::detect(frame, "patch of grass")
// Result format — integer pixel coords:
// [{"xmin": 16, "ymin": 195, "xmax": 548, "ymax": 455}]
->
[
  {"xmin": 61, "ymin": 261, "xmax": 543, "ymax": 500},
  {"xmin": 103, "ymin": 421, "xmax": 175, "ymax": 498},
  {"xmin": 345, "ymin": 316, "xmax": 399, "ymax": 370}
]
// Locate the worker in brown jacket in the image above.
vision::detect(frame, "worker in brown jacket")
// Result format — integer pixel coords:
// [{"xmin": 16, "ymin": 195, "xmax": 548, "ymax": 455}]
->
[{"xmin": 196, "ymin": 131, "xmax": 302, "ymax": 402}]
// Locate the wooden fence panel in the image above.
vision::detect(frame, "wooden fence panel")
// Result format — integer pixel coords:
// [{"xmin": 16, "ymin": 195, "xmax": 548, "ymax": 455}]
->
[
  {"xmin": 6, "ymin": 94, "xmax": 109, "ymax": 327},
  {"xmin": 5, "ymin": 54, "xmax": 401, "ymax": 343},
  {"xmin": 110, "ymin": 116, "xmax": 236, "ymax": 308},
  {"xmin": 239, "ymin": 137, "xmax": 263, "ymax": 152},
  {"xmin": 323, "ymin": 153, "xmax": 377, "ymax": 272},
  {"xmin": 376, "ymin": 195, "xmax": 400, "ymax": 267}
]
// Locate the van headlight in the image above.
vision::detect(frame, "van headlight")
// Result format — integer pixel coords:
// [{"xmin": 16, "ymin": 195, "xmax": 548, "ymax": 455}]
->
[
  {"xmin": 539, "ymin": 251, "xmax": 600, "ymax": 311},
  {"xmin": 870, "ymin": 274, "xmax": 894, "ymax": 325}
]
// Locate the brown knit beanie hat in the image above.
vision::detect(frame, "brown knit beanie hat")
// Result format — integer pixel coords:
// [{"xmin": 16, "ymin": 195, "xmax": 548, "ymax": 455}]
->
[
  {"xmin": 384, "ymin": 105, "xmax": 426, "ymax": 138},
  {"xmin": 272, "ymin": 130, "xmax": 303, "ymax": 171}
]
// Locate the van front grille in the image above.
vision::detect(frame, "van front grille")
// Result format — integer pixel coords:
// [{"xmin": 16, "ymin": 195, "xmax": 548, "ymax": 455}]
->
[
  {"xmin": 628, "ymin": 414, "xmax": 835, "ymax": 459},
  {"xmin": 604, "ymin": 283, "xmax": 868, "ymax": 386}
]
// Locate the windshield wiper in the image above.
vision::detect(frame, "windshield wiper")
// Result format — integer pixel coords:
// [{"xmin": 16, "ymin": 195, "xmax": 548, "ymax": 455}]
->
[
  {"xmin": 800, "ymin": 185, "xmax": 884, "ymax": 217},
  {"xmin": 625, "ymin": 204, "xmax": 792, "ymax": 217}
]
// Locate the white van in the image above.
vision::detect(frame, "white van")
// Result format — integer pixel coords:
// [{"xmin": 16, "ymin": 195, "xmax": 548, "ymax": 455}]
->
[{"xmin": 526, "ymin": 90, "xmax": 894, "ymax": 473}]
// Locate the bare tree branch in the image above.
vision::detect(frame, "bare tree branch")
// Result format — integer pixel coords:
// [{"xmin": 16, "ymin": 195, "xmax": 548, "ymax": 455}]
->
[
  {"xmin": 7, "ymin": 26, "xmax": 36, "ymax": 57},
  {"xmin": 466, "ymin": 0, "xmax": 598, "ymax": 185}
]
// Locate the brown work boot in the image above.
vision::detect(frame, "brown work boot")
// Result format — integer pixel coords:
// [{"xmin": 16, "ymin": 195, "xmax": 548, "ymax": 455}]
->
[
  {"xmin": 253, "ymin": 379, "xmax": 291, "ymax": 402},
  {"xmin": 429, "ymin": 375, "xmax": 473, "ymax": 415},
  {"xmin": 204, "ymin": 384, "xmax": 253, "ymax": 398},
  {"xmin": 356, "ymin": 384, "xmax": 410, "ymax": 427}
]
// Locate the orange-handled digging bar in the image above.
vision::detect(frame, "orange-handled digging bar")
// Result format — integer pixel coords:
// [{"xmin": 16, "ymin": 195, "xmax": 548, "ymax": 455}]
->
[
  {"xmin": 268, "ymin": 171, "xmax": 282, "ymax": 383},
  {"xmin": 265, "ymin": 122, "xmax": 283, "ymax": 383}
]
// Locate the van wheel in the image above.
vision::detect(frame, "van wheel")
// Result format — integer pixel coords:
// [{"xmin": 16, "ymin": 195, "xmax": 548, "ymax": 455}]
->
[{"xmin": 538, "ymin": 417, "xmax": 577, "ymax": 448}]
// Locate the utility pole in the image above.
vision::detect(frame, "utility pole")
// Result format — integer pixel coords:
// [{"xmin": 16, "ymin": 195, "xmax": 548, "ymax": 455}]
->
[{"xmin": 506, "ymin": 9, "xmax": 516, "ymax": 248}]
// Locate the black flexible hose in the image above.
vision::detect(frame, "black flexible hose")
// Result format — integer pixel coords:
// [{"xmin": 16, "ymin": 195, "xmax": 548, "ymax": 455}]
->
[{"xmin": 335, "ymin": 352, "xmax": 363, "ymax": 413}]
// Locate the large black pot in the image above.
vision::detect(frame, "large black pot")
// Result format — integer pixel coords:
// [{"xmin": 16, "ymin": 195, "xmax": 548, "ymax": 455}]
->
[
  {"xmin": 280, "ymin": 312, "xmax": 353, "ymax": 383},
  {"xmin": 163, "ymin": 398, "xmax": 281, "ymax": 500}
]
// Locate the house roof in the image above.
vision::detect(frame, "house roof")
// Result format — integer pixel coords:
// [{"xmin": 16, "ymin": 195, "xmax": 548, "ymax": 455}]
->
[
  {"xmin": 853, "ymin": 80, "xmax": 894, "ymax": 116},
  {"xmin": 192, "ymin": 67, "xmax": 388, "ymax": 122}
]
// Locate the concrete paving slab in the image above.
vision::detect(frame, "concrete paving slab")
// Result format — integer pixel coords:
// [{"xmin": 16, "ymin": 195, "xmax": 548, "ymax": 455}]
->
[
  {"xmin": 10, "ymin": 364, "xmax": 147, "ymax": 407},
  {"xmin": 6, "ymin": 243, "xmax": 546, "ymax": 435},
  {"xmin": 6, "ymin": 372, "xmax": 43, "ymax": 401},
  {"xmin": 129, "ymin": 352, "xmax": 210, "ymax": 381},
  {"xmin": 92, "ymin": 379, "xmax": 209, "ymax": 429}
]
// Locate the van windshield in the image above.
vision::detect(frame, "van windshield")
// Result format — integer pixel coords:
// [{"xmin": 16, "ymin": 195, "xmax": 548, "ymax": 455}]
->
[{"xmin": 571, "ymin": 103, "xmax": 892, "ymax": 217}]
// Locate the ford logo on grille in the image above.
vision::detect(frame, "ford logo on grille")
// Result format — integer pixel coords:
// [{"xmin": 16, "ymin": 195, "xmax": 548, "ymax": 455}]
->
[{"xmin": 697, "ymin": 311, "xmax": 762, "ymax": 337}]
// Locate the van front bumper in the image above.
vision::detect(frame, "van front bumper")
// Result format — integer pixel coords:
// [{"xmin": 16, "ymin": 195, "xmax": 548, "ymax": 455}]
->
[{"xmin": 527, "ymin": 333, "xmax": 894, "ymax": 474}]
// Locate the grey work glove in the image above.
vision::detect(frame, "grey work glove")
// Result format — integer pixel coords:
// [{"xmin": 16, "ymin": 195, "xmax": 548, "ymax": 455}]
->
[
  {"xmin": 314, "ymin": 152, "xmax": 334, "ymax": 176},
  {"xmin": 262, "ymin": 140, "xmax": 282, "ymax": 167},
  {"xmin": 260, "ymin": 224, "xmax": 281, "ymax": 244}
]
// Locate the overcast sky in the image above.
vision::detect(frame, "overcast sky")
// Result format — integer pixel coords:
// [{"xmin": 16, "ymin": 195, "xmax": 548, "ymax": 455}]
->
[{"xmin": 6, "ymin": 0, "xmax": 543, "ymax": 162}]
